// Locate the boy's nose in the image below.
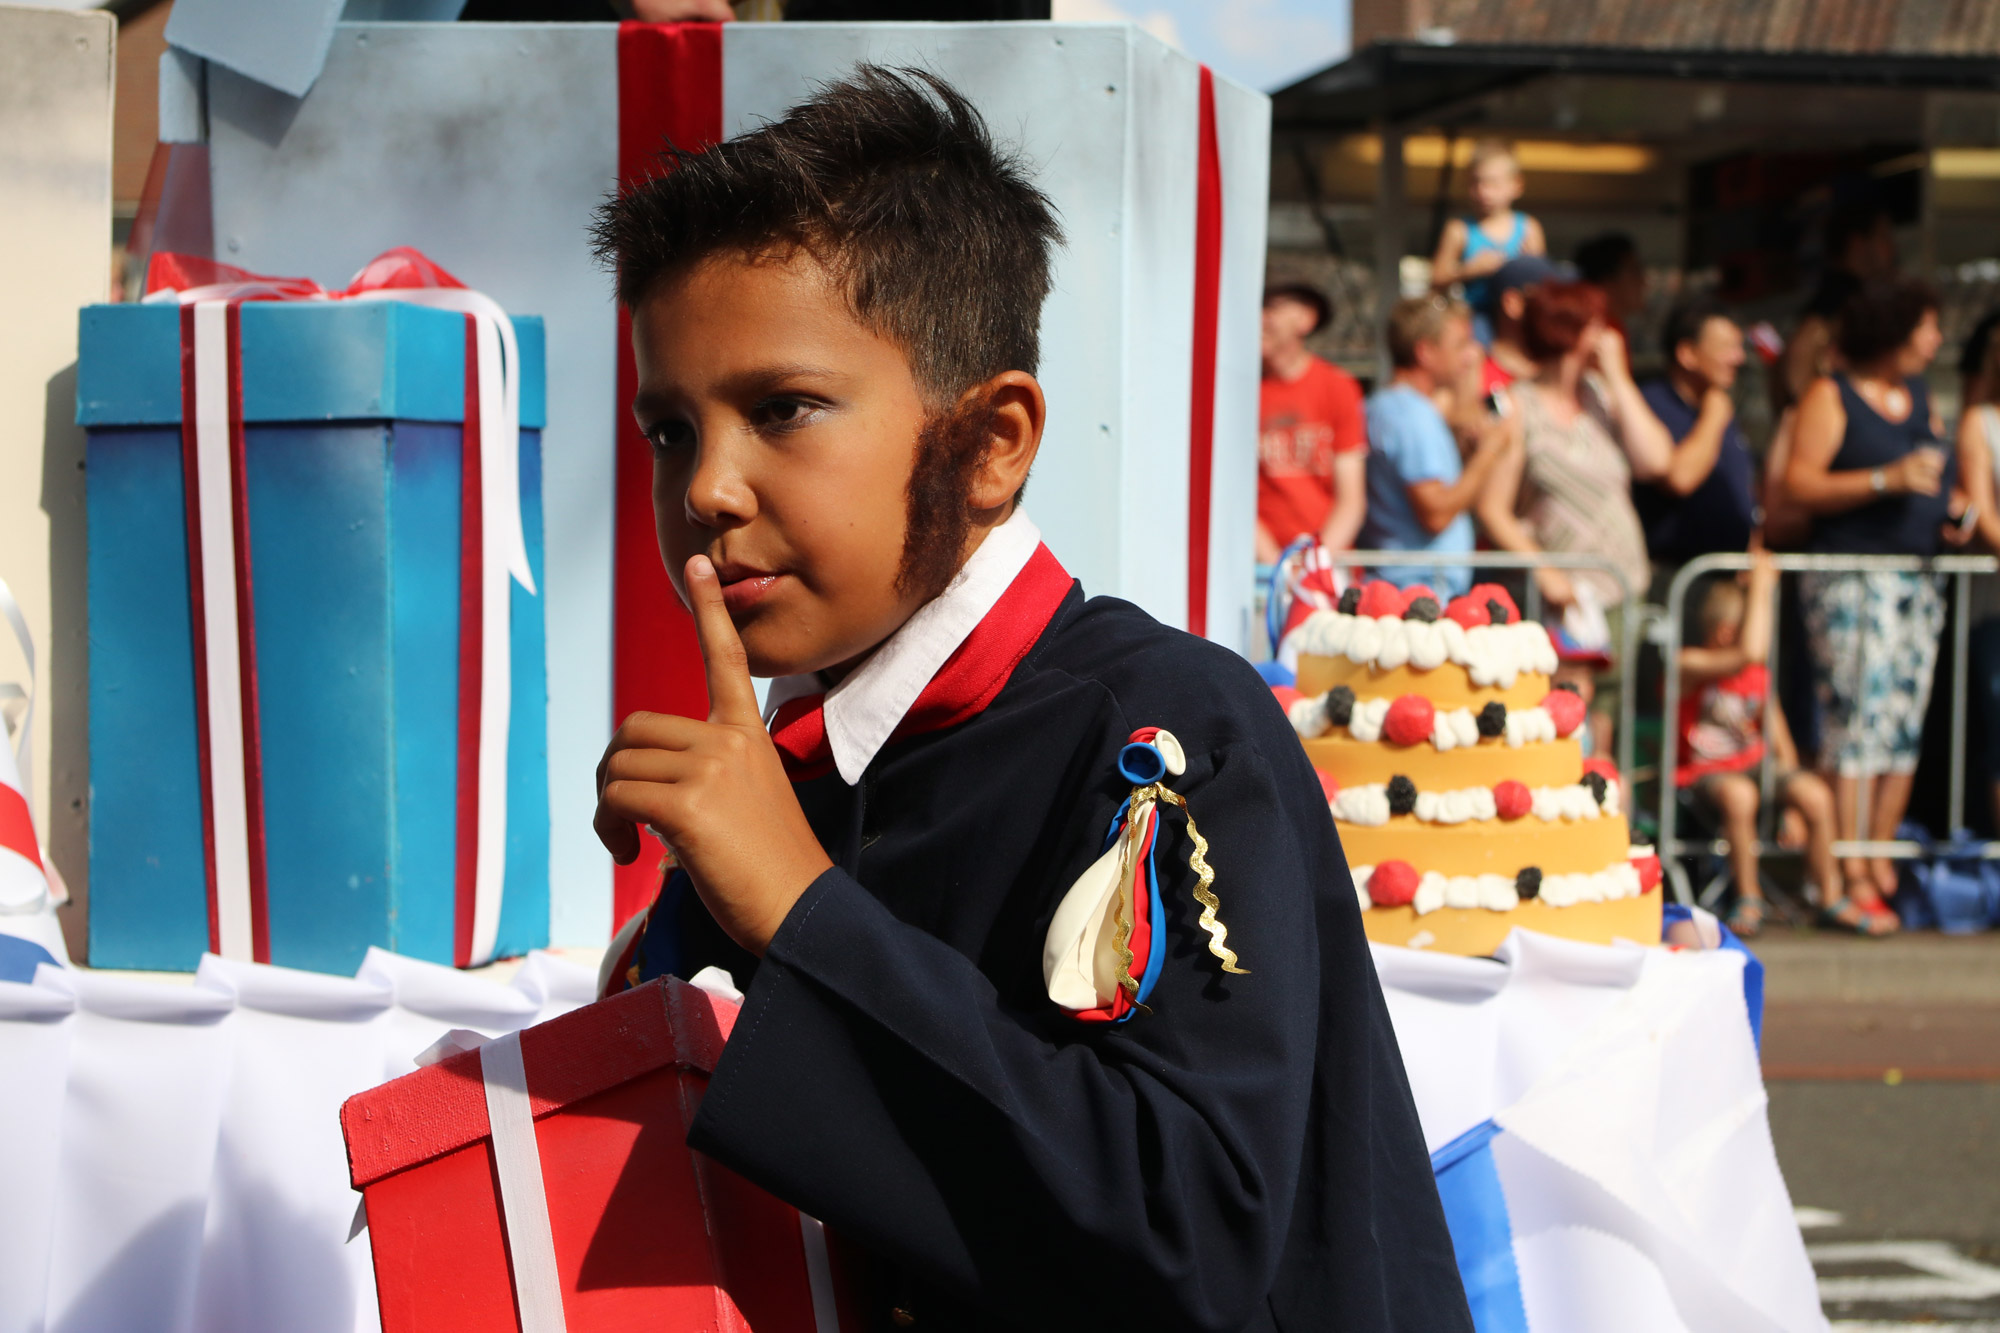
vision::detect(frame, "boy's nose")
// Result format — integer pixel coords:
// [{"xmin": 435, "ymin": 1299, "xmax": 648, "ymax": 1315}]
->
[{"xmin": 684, "ymin": 446, "xmax": 757, "ymax": 530}]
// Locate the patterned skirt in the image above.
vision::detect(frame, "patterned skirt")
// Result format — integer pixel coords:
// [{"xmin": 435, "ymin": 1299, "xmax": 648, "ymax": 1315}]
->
[{"xmin": 1800, "ymin": 570, "xmax": 1945, "ymax": 777}]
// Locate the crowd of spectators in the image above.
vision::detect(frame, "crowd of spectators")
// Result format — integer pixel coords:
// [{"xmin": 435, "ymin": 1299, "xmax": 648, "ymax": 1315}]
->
[{"xmin": 1258, "ymin": 146, "xmax": 1992, "ymax": 936}]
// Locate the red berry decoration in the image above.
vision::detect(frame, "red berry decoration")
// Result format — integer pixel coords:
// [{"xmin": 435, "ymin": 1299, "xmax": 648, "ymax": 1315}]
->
[
  {"xmin": 1368, "ymin": 860, "xmax": 1420, "ymax": 908},
  {"xmin": 1356, "ymin": 581, "xmax": 1406, "ymax": 620},
  {"xmin": 1443, "ymin": 595, "xmax": 1491, "ymax": 630},
  {"xmin": 1633, "ymin": 852, "xmax": 1663, "ymax": 895},
  {"xmin": 1492, "ymin": 779, "xmax": 1532, "ymax": 820},
  {"xmin": 1541, "ymin": 688, "xmax": 1585, "ymax": 737},
  {"xmin": 1581, "ymin": 756, "xmax": 1620, "ymax": 785},
  {"xmin": 1381, "ymin": 693, "xmax": 1436, "ymax": 747},
  {"xmin": 1271, "ymin": 684, "xmax": 1303, "ymax": 712},
  {"xmin": 1469, "ymin": 583, "xmax": 1519, "ymax": 625},
  {"xmin": 1315, "ymin": 768, "xmax": 1341, "ymax": 802}
]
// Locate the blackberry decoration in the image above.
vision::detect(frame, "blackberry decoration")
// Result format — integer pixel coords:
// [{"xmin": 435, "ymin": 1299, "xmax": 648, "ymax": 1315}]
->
[
  {"xmin": 1485, "ymin": 598, "xmax": 1511, "ymax": 625},
  {"xmin": 1515, "ymin": 867, "xmax": 1542, "ymax": 899},
  {"xmin": 1403, "ymin": 595, "xmax": 1441, "ymax": 623},
  {"xmin": 1337, "ymin": 587, "xmax": 1362, "ymax": 615},
  {"xmin": 1386, "ymin": 775, "xmax": 1417, "ymax": 816},
  {"xmin": 1475, "ymin": 701, "xmax": 1507, "ymax": 738},
  {"xmin": 1551, "ymin": 680, "xmax": 1582, "ymax": 696},
  {"xmin": 1584, "ymin": 771, "xmax": 1610, "ymax": 805},
  {"xmin": 1325, "ymin": 685, "xmax": 1356, "ymax": 727}
]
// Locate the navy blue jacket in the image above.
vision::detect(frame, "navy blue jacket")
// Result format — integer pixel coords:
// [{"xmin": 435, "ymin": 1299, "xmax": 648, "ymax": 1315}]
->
[{"xmin": 638, "ymin": 587, "xmax": 1469, "ymax": 1332}]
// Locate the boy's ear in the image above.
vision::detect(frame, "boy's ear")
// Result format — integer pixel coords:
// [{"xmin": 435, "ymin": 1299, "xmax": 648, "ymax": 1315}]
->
[{"xmin": 967, "ymin": 370, "xmax": 1045, "ymax": 513}]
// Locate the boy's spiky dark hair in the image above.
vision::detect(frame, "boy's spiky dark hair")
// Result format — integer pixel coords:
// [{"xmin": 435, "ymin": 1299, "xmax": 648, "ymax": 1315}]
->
[{"xmin": 591, "ymin": 64, "xmax": 1063, "ymax": 407}]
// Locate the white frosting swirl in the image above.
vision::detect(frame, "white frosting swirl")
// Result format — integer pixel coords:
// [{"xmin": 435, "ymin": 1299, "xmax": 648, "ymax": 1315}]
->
[
  {"xmin": 1407, "ymin": 620, "xmax": 1449, "ymax": 670},
  {"xmin": 1331, "ymin": 781, "xmax": 1608, "ymax": 827},
  {"xmin": 1442, "ymin": 874, "xmax": 1481, "ymax": 909},
  {"xmin": 1360, "ymin": 857, "xmax": 1640, "ymax": 914},
  {"xmin": 1531, "ymin": 785, "xmax": 1602, "ymax": 822},
  {"xmin": 1295, "ymin": 609, "xmax": 1557, "ymax": 684},
  {"xmin": 1503, "ymin": 706, "xmax": 1557, "ymax": 749},
  {"xmin": 1412, "ymin": 787, "xmax": 1497, "ymax": 825},
  {"xmin": 1376, "ymin": 620, "xmax": 1412, "ymax": 671},
  {"xmin": 1347, "ymin": 696, "xmax": 1391, "ymax": 743},
  {"xmin": 1315, "ymin": 702, "xmax": 1490, "ymax": 752},
  {"xmin": 1330, "ymin": 784, "xmax": 1392, "ymax": 825},
  {"xmin": 1449, "ymin": 708, "xmax": 1482, "ymax": 749},
  {"xmin": 1345, "ymin": 616, "xmax": 1385, "ymax": 663},
  {"xmin": 1430, "ymin": 709, "xmax": 1459, "ymax": 752},
  {"xmin": 1288, "ymin": 694, "xmax": 1330, "ymax": 739}
]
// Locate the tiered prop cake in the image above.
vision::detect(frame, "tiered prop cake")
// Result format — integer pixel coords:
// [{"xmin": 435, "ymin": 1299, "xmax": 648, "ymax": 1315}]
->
[{"xmin": 1277, "ymin": 580, "xmax": 1660, "ymax": 955}]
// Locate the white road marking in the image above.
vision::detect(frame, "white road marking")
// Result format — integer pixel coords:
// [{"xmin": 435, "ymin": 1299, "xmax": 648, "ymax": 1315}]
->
[
  {"xmin": 1812, "ymin": 1241, "xmax": 2000, "ymax": 1304},
  {"xmin": 1832, "ymin": 1325, "xmax": 2000, "ymax": 1332},
  {"xmin": 1796, "ymin": 1206, "xmax": 1846, "ymax": 1230}
]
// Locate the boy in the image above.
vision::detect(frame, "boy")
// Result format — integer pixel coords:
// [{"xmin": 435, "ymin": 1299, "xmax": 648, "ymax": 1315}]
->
[
  {"xmin": 1429, "ymin": 139, "xmax": 1545, "ymax": 345},
  {"xmin": 1256, "ymin": 282, "xmax": 1367, "ymax": 563},
  {"xmin": 590, "ymin": 68, "xmax": 1468, "ymax": 1329},
  {"xmin": 1679, "ymin": 555, "xmax": 1840, "ymax": 937},
  {"xmin": 1360, "ymin": 296, "xmax": 1506, "ymax": 598}
]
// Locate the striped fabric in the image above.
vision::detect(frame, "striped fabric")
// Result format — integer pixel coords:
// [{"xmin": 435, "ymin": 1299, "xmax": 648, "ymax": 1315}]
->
[{"xmin": 1513, "ymin": 378, "xmax": 1652, "ymax": 608}]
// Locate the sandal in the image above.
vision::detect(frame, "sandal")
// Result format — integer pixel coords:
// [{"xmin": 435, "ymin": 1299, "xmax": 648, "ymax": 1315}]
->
[
  {"xmin": 1853, "ymin": 890, "xmax": 1901, "ymax": 936},
  {"xmin": 1819, "ymin": 894, "xmax": 1899, "ymax": 937},
  {"xmin": 1727, "ymin": 896, "xmax": 1767, "ymax": 939}
]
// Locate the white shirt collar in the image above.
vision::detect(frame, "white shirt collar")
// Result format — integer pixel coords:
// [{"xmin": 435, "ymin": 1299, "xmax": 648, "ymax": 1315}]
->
[{"xmin": 764, "ymin": 508, "xmax": 1045, "ymax": 786}]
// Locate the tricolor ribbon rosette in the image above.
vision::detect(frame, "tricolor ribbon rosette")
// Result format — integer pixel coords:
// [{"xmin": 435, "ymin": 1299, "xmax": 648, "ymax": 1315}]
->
[
  {"xmin": 1043, "ymin": 728, "xmax": 1247, "ymax": 1022},
  {"xmin": 143, "ymin": 249, "xmax": 536, "ymax": 968}
]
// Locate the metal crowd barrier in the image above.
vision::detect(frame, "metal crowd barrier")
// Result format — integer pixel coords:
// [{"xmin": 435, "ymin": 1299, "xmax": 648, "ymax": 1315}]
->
[
  {"xmin": 1287, "ymin": 550, "xmax": 1641, "ymax": 780},
  {"xmin": 1657, "ymin": 552, "xmax": 2000, "ymax": 906}
]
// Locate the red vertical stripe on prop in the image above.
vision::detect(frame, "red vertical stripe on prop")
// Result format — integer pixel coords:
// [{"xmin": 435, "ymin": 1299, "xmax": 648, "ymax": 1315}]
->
[
  {"xmin": 0, "ymin": 784, "xmax": 40, "ymax": 872},
  {"xmin": 454, "ymin": 315, "xmax": 485, "ymax": 968},
  {"xmin": 179, "ymin": 303, "xmax": 224, "ymax": 957},
  {"xmin": 1186, "ymin": 66, "xmax": 1224, "ymax": 639},
  {"xmin": 225, "ymin": 303, "xmax": 272, "ymax": 963},
  {"xmin": 612, "ymin": 22, "xmax": 723, "ymax": 932}
]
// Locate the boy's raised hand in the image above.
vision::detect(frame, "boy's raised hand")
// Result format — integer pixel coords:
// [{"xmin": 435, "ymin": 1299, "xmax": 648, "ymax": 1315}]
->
[{"xmin": 592, "ymin": 555, "xmax": 833, "ymax": 956}]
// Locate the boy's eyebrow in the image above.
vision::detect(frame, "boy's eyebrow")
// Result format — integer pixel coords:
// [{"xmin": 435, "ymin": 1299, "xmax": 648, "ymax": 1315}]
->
[{"xmin": 632, "ymin": 362, "xmax": 852, "ymax": 416}]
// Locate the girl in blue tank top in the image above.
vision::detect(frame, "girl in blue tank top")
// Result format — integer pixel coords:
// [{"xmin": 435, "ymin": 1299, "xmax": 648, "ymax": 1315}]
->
[{"xmin": 1430, "ymin": 139, "xmax": 1544, "ymax": 344}]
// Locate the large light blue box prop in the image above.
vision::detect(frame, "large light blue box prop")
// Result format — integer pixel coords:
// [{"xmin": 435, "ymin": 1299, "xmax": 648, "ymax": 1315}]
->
[
  {"xmin": 79, "ymin": 301, "xmax": 549, "ymax": 973},
  {"xmin": 187, "ymin": 22, "xmax": 1271, "ymax": 948}
]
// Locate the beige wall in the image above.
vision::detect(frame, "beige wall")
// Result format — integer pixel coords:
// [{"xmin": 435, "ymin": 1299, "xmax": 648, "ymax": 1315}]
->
[{"xmin": 0, "ymin": 4, "xmax": 115, "ymax": 953}]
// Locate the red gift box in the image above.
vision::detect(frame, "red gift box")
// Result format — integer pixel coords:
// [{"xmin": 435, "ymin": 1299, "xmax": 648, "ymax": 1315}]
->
[{"xmin": 342, "ymin": 976, "xmax": 845, "ymax": 1332}]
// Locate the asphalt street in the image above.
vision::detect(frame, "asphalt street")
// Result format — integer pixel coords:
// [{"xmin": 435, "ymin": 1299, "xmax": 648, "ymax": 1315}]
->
[{"xmin": 1757, "ymin": 931, "xmax": 2000, "ymax": 1330}]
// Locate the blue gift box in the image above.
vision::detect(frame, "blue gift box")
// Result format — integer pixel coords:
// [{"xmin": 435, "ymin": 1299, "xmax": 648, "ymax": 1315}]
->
[{"xmin": 79, "ymin": 300, "xmax": 549, "ymax": 973}]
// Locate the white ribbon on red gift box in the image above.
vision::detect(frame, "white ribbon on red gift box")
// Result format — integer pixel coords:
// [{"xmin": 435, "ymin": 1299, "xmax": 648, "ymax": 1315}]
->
[
  {"xmin": 480, "ymin": 1029, "xmax": 570, "ymax": 1333},
  {"xmin": 469, "ymin": 967, "xmax": 842, "ymax": 1333},
  {"xmin": 146, "ymin": 249, "xmax": 535, "ymax": 967}
]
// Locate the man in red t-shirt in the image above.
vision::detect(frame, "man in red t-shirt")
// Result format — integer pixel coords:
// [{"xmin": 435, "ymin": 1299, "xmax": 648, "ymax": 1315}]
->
[{"xmin": 1258, "ymin": 283, "xmax": 1366, "ymax": 563}]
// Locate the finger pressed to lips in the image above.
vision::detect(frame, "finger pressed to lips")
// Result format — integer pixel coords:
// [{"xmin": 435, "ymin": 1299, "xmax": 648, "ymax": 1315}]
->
[{"xmin": 686, "ymin": 555, "xmax": 764, "ymax": 726}]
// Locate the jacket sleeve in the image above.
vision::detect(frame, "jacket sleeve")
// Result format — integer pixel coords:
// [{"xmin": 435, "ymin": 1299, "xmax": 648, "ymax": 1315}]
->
[{"xmin": 686, "ymin": 739, "xmax": 1323, "ymax": 1332}]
